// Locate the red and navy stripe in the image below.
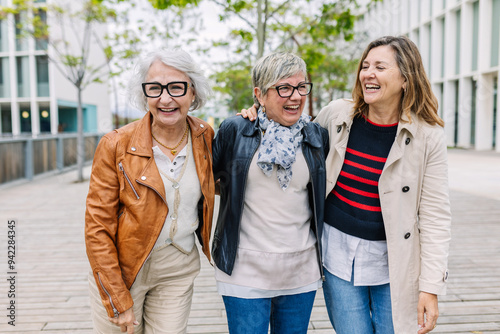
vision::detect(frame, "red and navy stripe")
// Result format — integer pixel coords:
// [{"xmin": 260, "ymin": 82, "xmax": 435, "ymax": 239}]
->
[{"xmin": 324, "ymin": 116, "xmax": 397, "ymax": 241}]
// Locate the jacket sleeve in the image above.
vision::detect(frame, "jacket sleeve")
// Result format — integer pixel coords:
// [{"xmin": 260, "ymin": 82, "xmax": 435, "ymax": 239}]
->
[
  {"xmin": 320, "ymin": 126, "xmax": 330, "ymax": 158},
  {"xmin": 85, "ymin": 134, "xmax": 133, "ymax": 317},
  {"xmin": 213, "ymin": 119, "xmax": 233, "ymax": 176},
  {"xmin": 418, "ymin": 128, "xmax": 452, "ymax": 295}
]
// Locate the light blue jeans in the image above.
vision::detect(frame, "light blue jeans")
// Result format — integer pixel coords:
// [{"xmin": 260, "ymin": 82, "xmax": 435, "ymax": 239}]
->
[
  {"xmin": 323, "ymin": 267, "xmax": 395, "ymax": 334},
  {"xmin": 222, "ymin": 290, "xmax": 316, "ymax": 334}
]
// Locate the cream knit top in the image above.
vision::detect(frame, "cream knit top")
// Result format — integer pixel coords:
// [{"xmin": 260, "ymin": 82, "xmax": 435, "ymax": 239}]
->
[
  {"xmin": 152, "ymin": 133, "xmax": 201, "ymax": 254},
  {"xmin": 215, "ymin": 148, "xmax": 321, "ymax": 297}
]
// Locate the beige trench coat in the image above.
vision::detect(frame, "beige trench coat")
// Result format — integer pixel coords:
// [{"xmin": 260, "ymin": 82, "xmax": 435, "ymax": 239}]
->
[{"xmin": 315, "ymin": 99, "xmax": 451, "ymax": 333}]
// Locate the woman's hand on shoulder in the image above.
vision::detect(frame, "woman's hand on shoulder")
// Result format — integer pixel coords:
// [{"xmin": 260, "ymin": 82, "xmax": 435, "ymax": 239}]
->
[{"xmin": 237, "ymin": 104, "xmax": 258, "ymax": 121}]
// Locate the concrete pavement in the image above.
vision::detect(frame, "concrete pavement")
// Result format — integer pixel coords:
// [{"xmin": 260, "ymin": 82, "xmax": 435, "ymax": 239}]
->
[{"xmin": 0, "ymin": 148, "xmax": 498, "ymax": 333}]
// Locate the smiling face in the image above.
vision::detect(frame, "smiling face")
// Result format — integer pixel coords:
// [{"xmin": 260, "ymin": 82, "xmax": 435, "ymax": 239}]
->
[
  {"xmin": 145, "ymin": 60, "xmax": 194, "ymax": 131},
  {"xmin": 254, "ymin": 72, "xmax": 307, "ymax": 127},
  {"xmin": 359, "ymin": 45, "xmax": 406, "ymax": 115}
]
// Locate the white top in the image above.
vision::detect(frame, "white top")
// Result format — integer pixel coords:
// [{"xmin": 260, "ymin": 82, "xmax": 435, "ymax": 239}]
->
[
  {"xmin": 216, "ymin": 147, "xmax": 322, "ymax": 298},
  {"xmin": 153, "ymin": 134, "xmax": 202, "ymax": 254},
  {"xmin": 322, "ymin": 223, "xmax": 389, "ymax": 286}
]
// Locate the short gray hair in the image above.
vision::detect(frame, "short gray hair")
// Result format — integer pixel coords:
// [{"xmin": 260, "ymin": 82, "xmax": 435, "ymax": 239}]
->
[
  {"xmin": 128, "ymin": 48, "xmax": 211, "ymax": 112},
  {"xmin": 252, "ymin": 52, "xmax": 307, "ymax": 106}
]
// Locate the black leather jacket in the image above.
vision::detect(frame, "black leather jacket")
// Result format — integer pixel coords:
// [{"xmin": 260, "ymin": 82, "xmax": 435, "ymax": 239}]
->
[{"xmin": 212, "ymin": 115, "xmax": 329, "ymax": 277}]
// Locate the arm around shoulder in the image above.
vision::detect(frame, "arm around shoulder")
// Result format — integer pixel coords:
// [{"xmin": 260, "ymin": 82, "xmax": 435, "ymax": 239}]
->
[{"xmin": 314, "ymin": 98, "xmax": 353, "ymax": 129}]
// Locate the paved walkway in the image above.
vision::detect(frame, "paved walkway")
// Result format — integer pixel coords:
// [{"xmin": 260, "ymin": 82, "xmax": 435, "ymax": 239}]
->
[{"xmin": 0, "ymin": 148, "xmax": 499, "ymax": 333}]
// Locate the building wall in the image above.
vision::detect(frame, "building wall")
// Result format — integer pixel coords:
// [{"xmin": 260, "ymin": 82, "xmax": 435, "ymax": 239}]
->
[
  {"xmin": 357, "ymin": 0, "xmax": 500, "ymax": 152},
  {"xmin": 0, "ymin": 0, "xmax": 111, "ymax": 137}
]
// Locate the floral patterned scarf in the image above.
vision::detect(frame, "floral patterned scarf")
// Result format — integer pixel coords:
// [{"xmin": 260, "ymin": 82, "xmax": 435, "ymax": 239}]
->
[{"xmin": 257, "ymin": 107, "xmax": 310, "ymax": 191}]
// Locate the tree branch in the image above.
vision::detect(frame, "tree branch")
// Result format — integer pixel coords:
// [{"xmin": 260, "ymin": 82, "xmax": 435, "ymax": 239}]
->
[{"xmin": 209, "ymin": 0, "xmax": 256, "ymax": 32}]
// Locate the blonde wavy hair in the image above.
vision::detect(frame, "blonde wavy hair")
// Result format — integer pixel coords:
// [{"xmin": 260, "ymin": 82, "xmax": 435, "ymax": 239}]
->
[{"xmin": 352, "ymin": 36, "xmax": 444, "ymax": 127}]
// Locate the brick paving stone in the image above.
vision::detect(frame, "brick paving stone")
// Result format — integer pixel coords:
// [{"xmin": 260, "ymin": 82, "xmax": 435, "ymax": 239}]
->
[{"xmin": 0, "ymin": 148, "xmax": 498, "ymax": 333}]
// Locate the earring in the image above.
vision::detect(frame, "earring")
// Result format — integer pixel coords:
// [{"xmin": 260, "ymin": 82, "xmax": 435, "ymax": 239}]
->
[{"xmin": 262, "ymin": 106, "xmax": 266, "ymax": 113}]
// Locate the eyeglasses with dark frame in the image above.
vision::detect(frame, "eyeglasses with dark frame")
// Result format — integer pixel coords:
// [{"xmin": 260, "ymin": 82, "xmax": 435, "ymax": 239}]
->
[
  {"xmin": 142, "ymin": 81, "xmax": 192, "ymax": 98},
  {"xmin": 269, "ymin": 82, "xmax": 313, "ymax": 98}
]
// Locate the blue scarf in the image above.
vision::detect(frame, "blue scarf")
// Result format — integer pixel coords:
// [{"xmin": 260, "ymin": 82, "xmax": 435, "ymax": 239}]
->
[{"xmin": 257, "ymin": 107, "xmax": 310, "ymax": 190}]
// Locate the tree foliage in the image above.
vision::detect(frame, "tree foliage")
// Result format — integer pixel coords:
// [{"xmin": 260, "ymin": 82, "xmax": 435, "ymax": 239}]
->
[
  {"xmin": 0, "ymin": 0, "xmax": 141, "ymax": 182},
  {"xmin": 148, "ymin": 0, "xmax": 380, "ymax": 116}
]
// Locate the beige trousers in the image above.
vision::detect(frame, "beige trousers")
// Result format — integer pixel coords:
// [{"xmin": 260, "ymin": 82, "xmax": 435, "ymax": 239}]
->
[{"xmin": 89, "ymin": 245, "xmax": 200, "ymax": 334}]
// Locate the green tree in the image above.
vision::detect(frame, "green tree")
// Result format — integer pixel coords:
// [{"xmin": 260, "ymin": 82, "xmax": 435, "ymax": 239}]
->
[
  {"xmin": 149, "ymin": 0, "xmax": 379, "ymax": 115},
  {"xmin": 2, "ymin": 0, "xmax": 141, "ymax": 182}
]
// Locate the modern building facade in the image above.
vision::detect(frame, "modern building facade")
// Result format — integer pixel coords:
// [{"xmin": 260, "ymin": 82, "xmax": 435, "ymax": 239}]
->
[
  {"xmin": 357, "ymin": 0, "xmax": 500, "ymax": 152},
  {"xmin": 0, "ymin": 0, "xmax": 111, "ymax": 137}
]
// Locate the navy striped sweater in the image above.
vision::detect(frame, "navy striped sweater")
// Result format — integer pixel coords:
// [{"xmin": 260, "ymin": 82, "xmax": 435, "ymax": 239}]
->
[{"xmin": 324, "ymin": 115, "xmax": 397, "ymax": 241}]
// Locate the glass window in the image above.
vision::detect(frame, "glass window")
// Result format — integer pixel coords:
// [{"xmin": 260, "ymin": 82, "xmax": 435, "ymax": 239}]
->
[
  {"xmin": 440, "ymin": 18, "xmax": 445, "ymax": 78},
  {"xmin": 20, "ymin": 105, "xmax": 31, "ymax": 133},
  {"xmin": 35, "ymin": 9, "xmax": 48, "ymax": 51},
  {"xmin": 455, "ymin": 10, "xmax": 461, "ymax": 75},
  {"xmin": 36, "ymin": 56, "xmax": 49, "ymax": 97},
  {"xmin": 428, "ymin": 24, "xmax": 432, "ymax": 76},
  {"xmin": 39, "ymin": 105, "xmax": 51, "ymax": 133},
  {"xmin": 0, "ymin": 19, "xmax": 8, "ymax": 52},
  {"xmin": 454, "ymin": 81, "xmax": 459, "ymax": 146},
  {"xmin": 472, "ymin": 1, "xmax": 479, "ymax": 71},
  {"xmin": 491, "ymin": 0, "xmax": 500, "ymax": 67},
  {"xmin": 0, "ymin": 57, "xmax": 10, "ymax": 98},
  {"xmin": 0, "ymin": 104, "xmax": 12, "ymax": 134},
  {"xmin": 17, "ymin": 56, "xmax": 30, "ymax": 98},
  {"xmin": 15, "ymin": 12, "xmax": 28, "ymax": 52},
  {"xmin": 470, "ymin": 80, "xmax": 476, "ymax": 146},
  {"xmin": 493, "ymin": 79, "xmax": 498, "ymax": 148}
]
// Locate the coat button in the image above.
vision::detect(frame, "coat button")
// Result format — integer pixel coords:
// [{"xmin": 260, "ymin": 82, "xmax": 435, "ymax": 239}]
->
[
  {"xmin": 405, "ymin": 138, "xmax": 411, "ymax": 145},
  {"xmin": 131, "ymin": 147, "xmax": 136, "ymax": 151},
  {"xmin": 404, "ymin": 232, "xmax": 411, "ymax": 239},
  {"xmin": 337, "ymin": 126, "xmax": 342, "ymax": 133},
  {"xmin": 141, "ymin": 176, "xmax": 146, "ymax": 181},
  {"xmin": 402, "ymin": 186, "xmax": 410, "ymax": 192}
]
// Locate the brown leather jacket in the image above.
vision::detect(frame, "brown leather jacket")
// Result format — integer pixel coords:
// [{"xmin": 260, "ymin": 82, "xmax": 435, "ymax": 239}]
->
[{"xmin": 85, "ymin": 113, "xmax": 215, "ymax": 318}]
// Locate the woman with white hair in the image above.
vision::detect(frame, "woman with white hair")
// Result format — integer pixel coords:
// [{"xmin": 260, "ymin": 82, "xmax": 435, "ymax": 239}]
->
[{"xmin": 85, "ymin": 48, "xmax": 215, "ymax": 334}]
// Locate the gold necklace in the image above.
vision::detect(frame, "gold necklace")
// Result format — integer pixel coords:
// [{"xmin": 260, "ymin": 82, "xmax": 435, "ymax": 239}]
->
[{"xmin": 152, "ymin": 122, "xmax": 189, "ymax": 155}]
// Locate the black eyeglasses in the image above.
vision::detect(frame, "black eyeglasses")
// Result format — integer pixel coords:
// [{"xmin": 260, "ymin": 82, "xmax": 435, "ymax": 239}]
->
[
  {"xmin": 142, "ymin": 81, "xmax": 192, "ymax": 98},
  {"xmin": 269, "ymin": 82, "xmax": 313, "ymax": 98}
]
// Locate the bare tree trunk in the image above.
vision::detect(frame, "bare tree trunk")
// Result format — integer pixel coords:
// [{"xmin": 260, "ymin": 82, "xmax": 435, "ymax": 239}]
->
[
  {"xmin": 307, "ymin": 72, "xmax": 314, "ymax": 118},
  {"xmin": 257, "ymin": 0, "xmax": 264, "ymax": 59},
  {"xmin": 76, "ymin": 87, "xmax": 84, "ymax": 182}
]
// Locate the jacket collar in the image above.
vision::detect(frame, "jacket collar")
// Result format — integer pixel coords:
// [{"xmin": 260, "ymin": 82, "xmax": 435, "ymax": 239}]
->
[
  {"xmin": 396, "ymin": 111, "xmax": 419, "ymax": 139},
  {"xmin": 127, "ymin": 112, "xmax": 208, "ymax": 157},
  {"xmin": 333, "ymin": 105, "xmax": 419, "ymax": 139}
]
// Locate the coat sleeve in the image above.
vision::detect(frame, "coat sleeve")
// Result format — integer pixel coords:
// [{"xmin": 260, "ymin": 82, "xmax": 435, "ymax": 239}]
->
[
  {"xmin": 85, "ymin": 134, "xmax": 133, "ymax": 317},
  {"xmin": 213, "ymin": 118, "xmax": 234, "ymax": 177},
  {"xmin": 418, "ymin": 128, "xmax": 452, "ymax": 295}
]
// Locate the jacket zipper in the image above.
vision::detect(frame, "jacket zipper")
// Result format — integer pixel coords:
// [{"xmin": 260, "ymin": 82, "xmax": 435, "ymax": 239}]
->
[
  {"xmin": 97, "ymin": 273, "xmax": 119, "ymax": 317},
  {"xmin": 118, "ymin": 162, "xmax": 140, "ymax": 199},
  {"xmin": 303, "ymin": 143, "xmax": 326, "ymax": 281}
]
